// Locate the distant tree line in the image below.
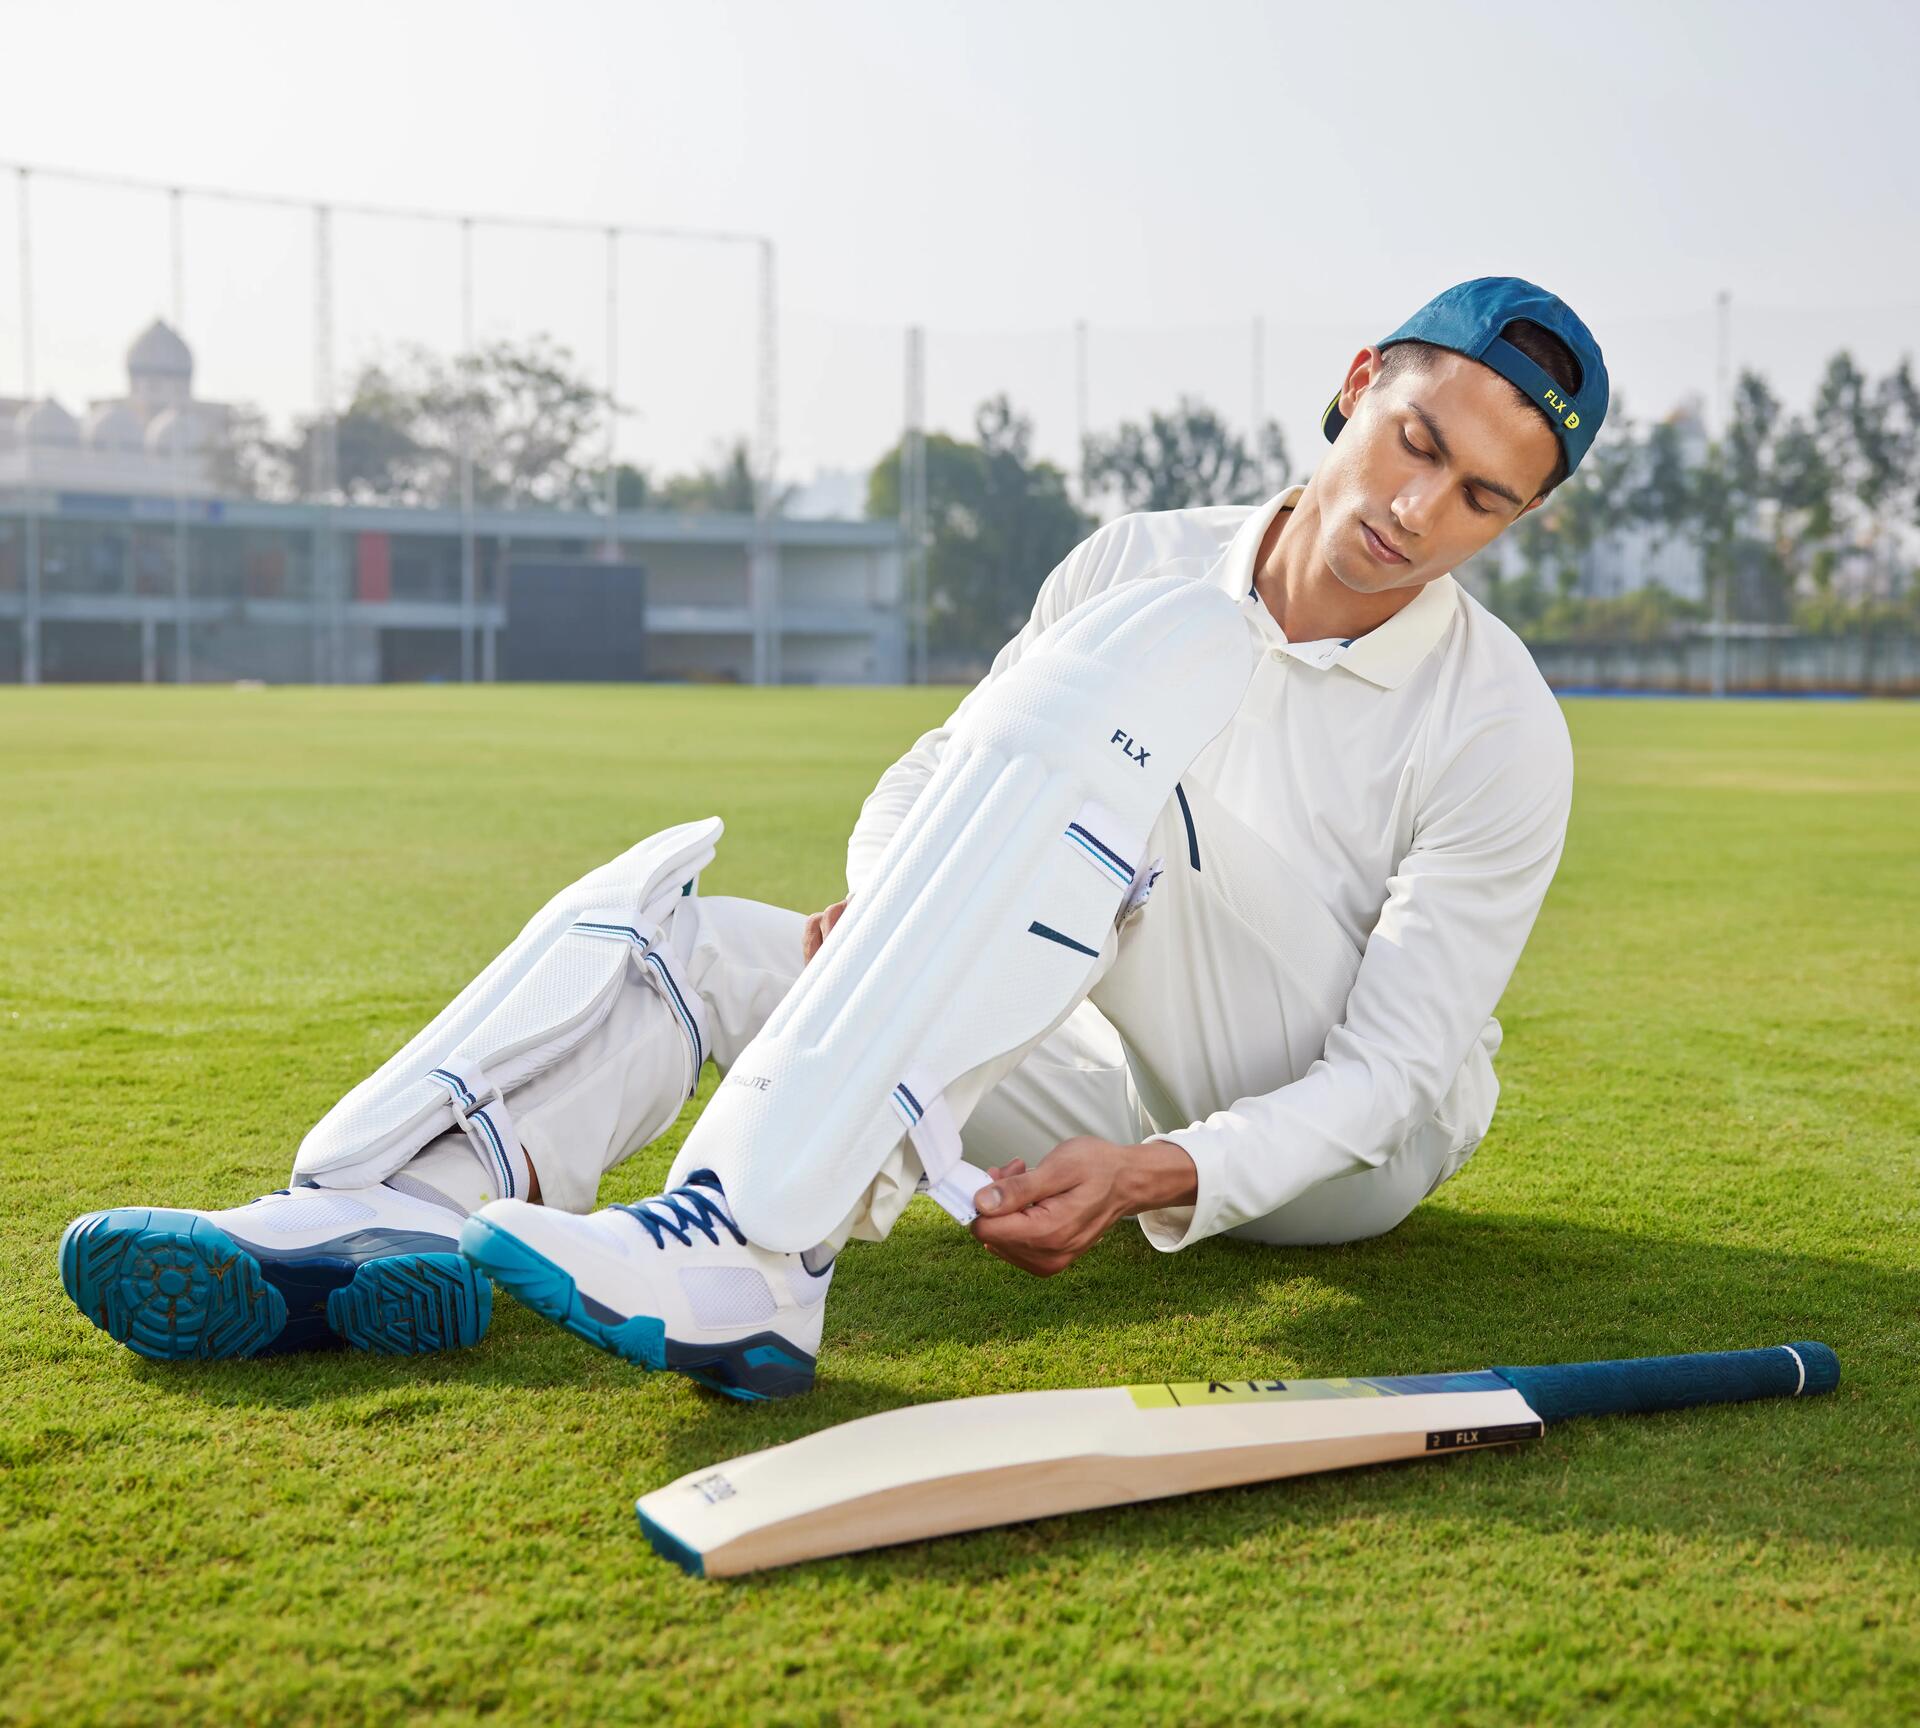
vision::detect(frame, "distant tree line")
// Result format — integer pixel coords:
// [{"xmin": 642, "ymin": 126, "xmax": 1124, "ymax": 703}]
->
[
  {"xmin": 869, "ymin": 394, "xmax": 1291, "ymax": 667},
  {"xmin": 882, "ymin": 352, "xmax": 1920, "ymax": 663},
  {"xmin": 1485, "ymin": 351, "xmax": 1920, "ymax": 644},
  {"xmin": 212, "ymin": 335, "xmax": 770, "ymax": 515},
  {"xmin": 214, "ymin": 335, "xmax": 1918, "ymax": 662}
]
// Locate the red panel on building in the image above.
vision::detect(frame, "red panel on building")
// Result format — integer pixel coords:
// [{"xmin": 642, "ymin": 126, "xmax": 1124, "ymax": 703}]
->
[{"xmin": 356, "ymin": 533, "xmax": 392, "ymax": 602}]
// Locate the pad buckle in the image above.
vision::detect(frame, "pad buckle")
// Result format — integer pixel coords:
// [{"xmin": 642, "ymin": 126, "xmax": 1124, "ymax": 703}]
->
[{"xmin": 446, "ymin": 1078, "xmax": 502, "ymax": 1130}]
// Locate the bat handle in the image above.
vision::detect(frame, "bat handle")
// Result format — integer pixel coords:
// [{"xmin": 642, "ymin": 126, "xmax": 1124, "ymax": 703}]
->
[{"xmin": 1490, "ymin": 1341, "xmax": 1839, "ymax": 1425}]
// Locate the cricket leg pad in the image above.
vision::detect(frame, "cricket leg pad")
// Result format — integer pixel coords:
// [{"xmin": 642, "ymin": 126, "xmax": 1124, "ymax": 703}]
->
[
  {"xmin": 685, "ymin": 572, "xmax": 1258, "ymax": 1251},
  {"xmin": 293, "ymin": 818, "xmax": 722, "ymax": 1201}
]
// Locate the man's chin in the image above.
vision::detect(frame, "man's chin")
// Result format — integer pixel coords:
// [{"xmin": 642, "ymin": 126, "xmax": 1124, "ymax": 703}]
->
[{"xmin": 1325, "ymin": 552, "xmax": 1397, "ymax": 596}]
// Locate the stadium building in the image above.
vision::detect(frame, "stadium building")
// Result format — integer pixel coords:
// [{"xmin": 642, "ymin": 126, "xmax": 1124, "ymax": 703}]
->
[{"xmin": 0, "ymin": 324, "xmax": 907, "ymax": 686}]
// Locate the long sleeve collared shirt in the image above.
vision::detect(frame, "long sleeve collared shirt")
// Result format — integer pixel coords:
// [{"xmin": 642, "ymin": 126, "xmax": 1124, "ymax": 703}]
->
[{"xmin": 845, "ymin": 486, "xmax": 1573, "ymax": 1246}]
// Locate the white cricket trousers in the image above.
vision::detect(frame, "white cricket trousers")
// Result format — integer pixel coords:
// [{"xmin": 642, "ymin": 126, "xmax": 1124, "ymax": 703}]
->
[{"xmin": 513, "ymin": 780, "xmax": 1500, "ymax": 1253}]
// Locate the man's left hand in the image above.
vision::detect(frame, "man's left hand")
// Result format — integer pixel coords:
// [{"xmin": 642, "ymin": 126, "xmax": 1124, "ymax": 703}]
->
[{"xmin": 969, "ymin": 1137, "xmax": 1197, "ymax": 1277}]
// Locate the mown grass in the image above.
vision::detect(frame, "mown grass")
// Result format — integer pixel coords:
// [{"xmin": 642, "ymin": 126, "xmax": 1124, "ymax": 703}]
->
[{"xmin": 1, "ymin": 685, "xmax": 1915, "ymax": 1726}]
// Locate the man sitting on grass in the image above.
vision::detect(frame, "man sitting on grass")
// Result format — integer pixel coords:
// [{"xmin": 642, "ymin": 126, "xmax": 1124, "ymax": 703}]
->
[{"xmin": 58, "ymin": 276, "xmax": 1605, "ymax": 1402}]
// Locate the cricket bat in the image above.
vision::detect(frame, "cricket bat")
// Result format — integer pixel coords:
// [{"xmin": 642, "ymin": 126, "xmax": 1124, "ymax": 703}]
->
[{"xmin": 635, "ymin": 1341, "xmax": 1838, "ymax": 1578}]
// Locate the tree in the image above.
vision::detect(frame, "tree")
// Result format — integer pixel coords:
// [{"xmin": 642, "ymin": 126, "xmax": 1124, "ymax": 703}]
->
[
  {"xmin": 1629, "ymin": 415, "xmax": 1696, "ymax": 554},
  {"xmin": 869, "ymin": 394, "xmax": 1092, "ymax": 664},
  {"xmin": 655, "ymin": 440, "xmax": 766, "ymax": 514},
  {"xmin": 1081, "ymin": 396, "xmax": 1291, "ymax": 513},
  {"xmin": 1495, "ymin": 401, "xmax": 1636, "ymax": 605},
  {"xmin": 608, "ymin": 462, "xmax": 651, "ymax": 510},
  {"xmin": 1770, "ymin": 413, "xmax": 1836, "ymax": 596},
  {"xmin": 414, "ymin": 336, "xmax": 608, "ymax": 510},
  {"xmin": 205, "ymin": 403, "xmax": 289, "ymax": 501},
  {"xmin": 1875, "ymin": 357, "xmax": 1920, "ymax": 598},
  {"xmin": 274, "ymin": 338, "xmax": 610, "ymax": 509},
  {"xmin": 1696, "ymin": 371, "xmax": 1795, "ymax": 625}
]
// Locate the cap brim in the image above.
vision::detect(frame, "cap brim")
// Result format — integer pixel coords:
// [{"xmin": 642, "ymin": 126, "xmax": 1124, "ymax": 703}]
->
[{"xmin": 1321, "ymin": 391, "xmax": 1346, "ymax": 444}]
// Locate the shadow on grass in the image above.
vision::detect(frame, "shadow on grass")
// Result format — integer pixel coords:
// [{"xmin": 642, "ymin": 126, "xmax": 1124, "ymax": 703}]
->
[{"xmin": 115, "ymin": 1202, "xmax": 1910, "ymax": 1572}]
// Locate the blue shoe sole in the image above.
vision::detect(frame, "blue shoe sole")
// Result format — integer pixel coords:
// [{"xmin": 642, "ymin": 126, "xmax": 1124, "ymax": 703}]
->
[
  {"xmin": 458, "ymin": 1214, "xmax": 816, "ymax": 1401},
  {"xmin": 58, "ymin": 1208, "xmax": 492, "ymax": 1361}
]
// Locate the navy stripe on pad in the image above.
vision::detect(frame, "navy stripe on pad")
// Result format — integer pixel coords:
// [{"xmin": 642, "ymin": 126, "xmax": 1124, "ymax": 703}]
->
[
  {"xmin": 1173, "ymin": 783, "xmax": 1200, "ymax": 871},
  {"xmin": 1028, "ymin": 921, "xmax": 1100, "ymax": 958}
]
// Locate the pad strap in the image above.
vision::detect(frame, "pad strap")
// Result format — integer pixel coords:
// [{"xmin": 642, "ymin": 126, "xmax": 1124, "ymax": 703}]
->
[
  {"xmin": 918, "ymin": 1158, "xmax": 995, "ymax": 1226},
  {"xmin": 427, "ymin": 1061, "xmax": 531, "ymax": 1203},
  {"xmin": 889, "ymin": 1071, "xmax": 963, "ymax": 1183},
  {"xmin": 1064, "ymin": 798, "xmax": 1145, "ymax": 896},
  {"xmin": 571, "ymin": 907, "xmax": 712, "ymax": 1099}
]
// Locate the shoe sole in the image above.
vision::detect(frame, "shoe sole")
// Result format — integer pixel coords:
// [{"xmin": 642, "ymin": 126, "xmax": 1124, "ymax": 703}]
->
[
  {"xmin": 458, "ymin": 1214, "xmax": 816, "ymax": 1401},
  {"xmin": 58, "ymin": 1208, "xmax": 492, "ymax": 1361}
]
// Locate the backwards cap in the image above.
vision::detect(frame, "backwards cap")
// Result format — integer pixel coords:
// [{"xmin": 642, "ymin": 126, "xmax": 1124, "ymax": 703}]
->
[{"xmin": 1321, "ymin": 276, "xmax": 1610, "ymax": 478}]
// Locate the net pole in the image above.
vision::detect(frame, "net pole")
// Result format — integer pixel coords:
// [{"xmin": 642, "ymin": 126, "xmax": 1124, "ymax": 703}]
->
[
  {"xmin": 312, "ymin": 204, "xmax": 339, "ymax": 684},
  {"xmin": 754, "ymin": 238, "xmax": 780, "ymax": 685},
  {"xmin": 1251, "ymin": 314, "xmax": 1266, "ymax": 496},
  {"xmin": 170, "ymin": 187, "xmax": 185, "ymax": 329},
  {"xmin": 459, "ymin": 218, "xmax": 476, "ymax": 684},
  {"xmin": 1712, "ymin": 290, "xmax": 1731, "ymax": 696},
  {"xmin": 168, "ymin": 185, "xmax": 192, "ymax": 682},
  {"xmin": 602, "ymin": 227, "xmax": 618, "ymax": 560},
  {"xmin": 16, "ymin": 167, "xmax": 38, "ymax": 685},
  {"xmin": 902, "ymin": 325, "xmax": 927, "ymax": 686}
]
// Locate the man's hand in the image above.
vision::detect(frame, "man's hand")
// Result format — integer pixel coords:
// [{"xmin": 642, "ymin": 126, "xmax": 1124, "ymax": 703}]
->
[
  {"xmin": 801, "ymin": 898, "xmax": 850, "ymax": 965},
  {"xmin": 969, "ymin": 1137, "xmax": 1198, "ymax": 1277}
]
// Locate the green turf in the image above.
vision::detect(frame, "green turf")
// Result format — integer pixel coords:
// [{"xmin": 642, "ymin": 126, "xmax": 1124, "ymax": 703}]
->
[{"xmin": 1, "ymin": 686, "xmax": 1915, "ymax": 1726}]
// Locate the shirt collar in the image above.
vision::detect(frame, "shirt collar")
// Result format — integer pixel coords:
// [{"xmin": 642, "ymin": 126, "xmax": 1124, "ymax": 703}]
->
[{"xmin": 1206, "ymin": 483, "xmax": 1461, "ymax": 690}]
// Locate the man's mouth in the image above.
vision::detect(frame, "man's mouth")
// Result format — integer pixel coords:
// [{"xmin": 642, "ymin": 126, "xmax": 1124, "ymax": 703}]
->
[{"xmin": 1361, "ymin": 521, "xmax": 1409, "ymax": 565}]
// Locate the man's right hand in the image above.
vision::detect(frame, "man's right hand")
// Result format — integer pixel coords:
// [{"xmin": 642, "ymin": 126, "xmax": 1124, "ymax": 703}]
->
[{"xmin": 801, "ymin": 898, "xmax": 850, "ymax": 965}]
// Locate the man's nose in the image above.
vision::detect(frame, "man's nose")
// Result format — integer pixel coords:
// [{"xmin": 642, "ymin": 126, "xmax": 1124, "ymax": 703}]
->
[{"xmin": 1391, "ymin": 480, "xmax": 1440, "ymax": 538}]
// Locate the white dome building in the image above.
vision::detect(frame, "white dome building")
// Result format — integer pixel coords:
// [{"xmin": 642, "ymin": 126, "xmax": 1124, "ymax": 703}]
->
[
  {"xmin": 83, "ymin": 401, "xmax": 147, "ymax": 452},
  {"xmin": 18, "ymin": 398, "xmax": 80, "ymax": 446},
  {"xmin": 144, "ymin": 405, "xmax": 210, "ymax": 457},
  {"xmin": 0, "ymin": 318, "xmax": 234, "ymax": 496},
  {"xmin": 127, "ymin": 319, "xmax": 194, "ymax": 419}
]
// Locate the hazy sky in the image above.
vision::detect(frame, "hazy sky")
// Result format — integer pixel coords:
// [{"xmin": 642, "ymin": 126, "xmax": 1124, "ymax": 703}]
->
[{"xmin": 3, "ymin": 0, "xmax": 1916, "ymax": 493}]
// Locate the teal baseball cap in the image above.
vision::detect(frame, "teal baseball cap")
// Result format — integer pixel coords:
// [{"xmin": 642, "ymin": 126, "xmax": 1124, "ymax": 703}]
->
[{"xmin": 1321, "ymin": 276, "xmax": 1610, "ymax": 478}]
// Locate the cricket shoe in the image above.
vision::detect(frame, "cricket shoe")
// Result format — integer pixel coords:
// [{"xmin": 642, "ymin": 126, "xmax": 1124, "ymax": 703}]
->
[
  {"xmin": 58, "ymin": 1181, "xmax": 492, "ymax": 1361},
  {"xmin": 459, "ymin": 1171, "xmax": 831, "ymax": 1401}
]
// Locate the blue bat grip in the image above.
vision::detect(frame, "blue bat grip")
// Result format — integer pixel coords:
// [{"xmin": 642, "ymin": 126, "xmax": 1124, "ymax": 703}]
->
[{"xmin": 1490, "ymin": 1342, "xmax": 1839, "ymax": 1425}]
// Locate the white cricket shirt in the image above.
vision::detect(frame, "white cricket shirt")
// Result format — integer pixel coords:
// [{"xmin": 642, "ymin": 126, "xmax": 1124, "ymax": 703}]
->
[{"xmin": 845, "ymin": 485, "xmax": 1574, "ymax": 1247}]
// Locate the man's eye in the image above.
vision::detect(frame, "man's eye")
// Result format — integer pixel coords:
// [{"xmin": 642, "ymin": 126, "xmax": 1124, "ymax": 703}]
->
[
  {"xmin": 1464, "ymin": 491, "xmax": 1492, "ymax": 516},
  {"xmin": 1399, "ymin": 431, "xmax": 1427, "ymax": 459}
]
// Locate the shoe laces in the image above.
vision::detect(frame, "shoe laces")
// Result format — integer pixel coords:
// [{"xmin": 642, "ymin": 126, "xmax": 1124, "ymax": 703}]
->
[{"xmin": 615, "ymin": 1171, "xmax": 747, "ymax": 1250}]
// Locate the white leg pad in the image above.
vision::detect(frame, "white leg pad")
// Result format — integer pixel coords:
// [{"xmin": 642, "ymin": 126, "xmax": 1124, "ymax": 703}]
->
[
  {"xmin": 293, "ymin": 817, "xmax": 722, "ymax": 1194},
  {"xmin": 684, "ymin": 573, "xmax": 1257, "ymax": 1251}
]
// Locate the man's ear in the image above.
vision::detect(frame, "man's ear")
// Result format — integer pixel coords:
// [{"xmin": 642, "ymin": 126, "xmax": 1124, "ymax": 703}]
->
[
  {"xmin": 1518, "ymin": 493, "xmax": 1547, "ymax": 519},
  {"xmin": 1338, "ymin": 345, "xmax": 1385, "ymax": 421}
]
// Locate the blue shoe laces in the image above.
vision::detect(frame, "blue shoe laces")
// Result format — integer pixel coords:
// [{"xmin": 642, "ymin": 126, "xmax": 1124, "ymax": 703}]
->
[{"xmin": 614, "ymin": 1171, "xmax": 748, "ymax": 1250}]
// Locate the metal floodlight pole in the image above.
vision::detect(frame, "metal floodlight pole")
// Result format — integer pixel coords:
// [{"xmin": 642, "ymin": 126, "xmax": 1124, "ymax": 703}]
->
[
  {"xmin": 16, "ymin": 167, "xmax": 39, "ymax": 686},
  {"xmin": 459, "ymin": 217, "xmax": 476, "ymax": 684}
]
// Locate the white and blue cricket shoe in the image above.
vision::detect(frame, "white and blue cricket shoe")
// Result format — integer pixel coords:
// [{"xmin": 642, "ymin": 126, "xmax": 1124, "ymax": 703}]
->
[
  {"xmin": 58, "ymin": 1181, "xmax": 492, "ymax": 1361},
  {"xmin": 459, "ymin": 1171, "xmax": 831, "ymax": 1401}
]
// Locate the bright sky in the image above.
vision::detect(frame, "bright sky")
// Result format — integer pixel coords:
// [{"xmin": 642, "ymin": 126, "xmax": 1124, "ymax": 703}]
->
[{"xmin": 2, "ymin": 0, "xmax": 1916, "ymax": 496}]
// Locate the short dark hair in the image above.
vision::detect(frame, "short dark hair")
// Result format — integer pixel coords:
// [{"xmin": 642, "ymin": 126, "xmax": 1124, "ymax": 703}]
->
[{"xmin": 1375, "ymin": 319, "xmax": 1580, "ymax": 497}]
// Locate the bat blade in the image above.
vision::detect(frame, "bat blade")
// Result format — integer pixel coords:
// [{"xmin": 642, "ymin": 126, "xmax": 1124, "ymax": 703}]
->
[{"xmin": 636, "ymin": 1371, "xmax": 1542, "ymax": 1579}]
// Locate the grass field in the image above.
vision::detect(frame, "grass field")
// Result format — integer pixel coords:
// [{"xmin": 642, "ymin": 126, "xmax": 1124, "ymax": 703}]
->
[{"xmin": 1, "ymin": 685, "xmax": 1915, "ymax": 1726}]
